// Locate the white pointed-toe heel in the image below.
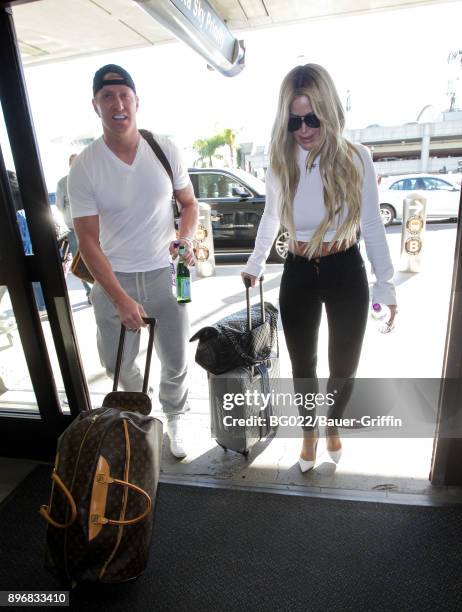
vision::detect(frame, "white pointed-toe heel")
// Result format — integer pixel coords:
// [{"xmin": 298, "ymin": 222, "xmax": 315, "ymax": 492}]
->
[
  {"xmin": 298, "ymin": 456, "xmax": 316, "ymax": 473},
  {"xmin": 298, "ymin": 439, "xmax": 318, "ymax": 473},
  {"xmin": 326, "ymin": 427, "xmax": 342, "ymax": 464},
  {"xmin": 327, "ymin": 448, "xmax": 342, "ymax": 463}
]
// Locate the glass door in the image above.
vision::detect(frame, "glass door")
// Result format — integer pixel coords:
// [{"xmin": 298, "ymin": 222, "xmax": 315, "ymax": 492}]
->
[{"xmin": 0, "ymin": 5, "xmax": 90, "ymax": 460}]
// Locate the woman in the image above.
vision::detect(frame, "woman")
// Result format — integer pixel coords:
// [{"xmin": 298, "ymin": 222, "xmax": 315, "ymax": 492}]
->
[{"xmin": 242, "ymin": 64, "xmax": 397, "ymax": 472}]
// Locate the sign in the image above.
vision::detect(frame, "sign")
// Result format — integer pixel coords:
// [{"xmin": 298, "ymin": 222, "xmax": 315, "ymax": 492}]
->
[
  {"xmin": 195, "ymin": 202, "xmax": 215, "ymax": 276},
  {"xmin": 406, "ymin": 216, "xmax": 424, "ymax": 234},
  {"xmin": 170, "ymin": 0, "xmax": 236, "ymax": 63},
  {"xmin": 136, "ymin": 0, "xmax": 245, "ymax": 77},
  {"xmin": 405, "ymin": 237, "xmax": 422, "ymax": 255},
  {"xmin": 195, "ymin": 224, "xmax": 208, "ymax": 242},
  {"xmin": 400, "ymin": 193, "xmax": 427, "ymax": 272}
]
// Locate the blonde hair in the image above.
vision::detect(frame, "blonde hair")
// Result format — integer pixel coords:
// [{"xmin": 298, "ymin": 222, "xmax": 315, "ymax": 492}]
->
[{"xmin": 269, "ymin": 64, "xmax": 364, "ymax": 258}]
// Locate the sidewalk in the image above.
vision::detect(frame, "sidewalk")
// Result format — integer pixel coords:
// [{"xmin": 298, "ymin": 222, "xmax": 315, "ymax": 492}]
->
[
  {"xmin": 1, "ymin": 222, "xmax": 459, "ymax": 501},
  {"xmin": 64, "ymin": 222, "xmax": 460, "ymax": 501}
]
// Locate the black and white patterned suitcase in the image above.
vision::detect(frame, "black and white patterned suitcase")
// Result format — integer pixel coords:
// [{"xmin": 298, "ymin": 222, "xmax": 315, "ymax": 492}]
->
[{"xmin": 208, "ymin": 279, "xmax": 280, "ymax": 455}]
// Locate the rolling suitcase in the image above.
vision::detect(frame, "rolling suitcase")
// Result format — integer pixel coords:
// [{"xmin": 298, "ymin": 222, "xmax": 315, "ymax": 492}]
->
[
  {"xmin": 208, "ymin": 279, "xmax": 280, "ymax": 455},
  {"xmin": 39, "ymin": 318, "xmax": 163, "ymax": 585}
]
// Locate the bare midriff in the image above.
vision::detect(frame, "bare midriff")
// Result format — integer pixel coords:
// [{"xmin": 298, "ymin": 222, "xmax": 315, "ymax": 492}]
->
[{"xmin": 291, "ymin": 239, "xmax": 355, "ymax": 258}]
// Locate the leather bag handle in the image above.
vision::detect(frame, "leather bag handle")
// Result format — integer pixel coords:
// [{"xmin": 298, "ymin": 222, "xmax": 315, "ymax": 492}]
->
[
  {"xmin": 39, "ymin": 471, "xmax": 77, "ymax": 529},
  {"xmin": 90, "ymin": 475, "xmax": 152, "ymax": 526},
  {"xmin": 40, "ymin": 474, "xmax": 151, "ymax": 529}
]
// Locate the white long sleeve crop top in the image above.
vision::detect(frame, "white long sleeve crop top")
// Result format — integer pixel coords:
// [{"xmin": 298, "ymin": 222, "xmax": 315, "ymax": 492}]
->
[{"xmin": 243, "ymin": 143, "xmax": 396, "ymax": 305}]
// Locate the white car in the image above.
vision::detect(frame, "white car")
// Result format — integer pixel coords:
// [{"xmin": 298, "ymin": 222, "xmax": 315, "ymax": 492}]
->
[{"xmin": 378, "ymin": 174, "xmax": 461, "ymax": 226}]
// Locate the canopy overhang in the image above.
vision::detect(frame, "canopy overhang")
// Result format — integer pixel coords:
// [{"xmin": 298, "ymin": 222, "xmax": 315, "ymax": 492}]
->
[
  {"xmin": 8, "ymin": 0, "xmax": 456, "ymax": 75},
  {"xmin": 135, "ymin": 0, "xmax": 245, "ymax": 76}
]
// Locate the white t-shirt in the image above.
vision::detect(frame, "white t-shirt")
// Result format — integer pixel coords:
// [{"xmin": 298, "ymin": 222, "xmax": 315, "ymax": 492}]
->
[
  {"xmin": 68, "ymin": 134, "xmax": 190, "ymax": 272},
  {"xmin": 243, "ymin": 143, "xmax": 396, "ymax": 305}
]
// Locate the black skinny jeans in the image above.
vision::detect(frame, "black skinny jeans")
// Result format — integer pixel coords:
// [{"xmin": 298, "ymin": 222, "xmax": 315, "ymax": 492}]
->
[{"xmin": 279, "ymin": 244, "xmax": 369, "ymax": 431}]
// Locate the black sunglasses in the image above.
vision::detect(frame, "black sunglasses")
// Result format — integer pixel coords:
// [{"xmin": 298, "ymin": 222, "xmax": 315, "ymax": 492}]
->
[{"xmin": 287, "ymin": 112, "xmax": 320, "ymax": 132}]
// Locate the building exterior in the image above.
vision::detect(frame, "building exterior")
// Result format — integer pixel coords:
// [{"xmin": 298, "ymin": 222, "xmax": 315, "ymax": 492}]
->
[{"xmin": 243, "ymin": 110, "xmax": 462, "ymax": 179}]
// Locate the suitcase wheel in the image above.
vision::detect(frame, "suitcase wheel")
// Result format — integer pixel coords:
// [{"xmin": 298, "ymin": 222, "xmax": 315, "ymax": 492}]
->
[{"xmin": 217, "ymin": 443, "xmax": 228, "ymax": 452}]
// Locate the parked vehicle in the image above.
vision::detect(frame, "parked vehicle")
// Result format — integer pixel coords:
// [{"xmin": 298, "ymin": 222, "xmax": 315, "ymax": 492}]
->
[
  {"xmin": 50, "ymin": 170, "xmax": 289, "ymax": 262},
  {"xmin": 378, "ymin": 174, "xmax": 460, "ymax": 226},
  {"xmin": 188, "ymin": 167, "xmax": 288, "ymax": 262}
]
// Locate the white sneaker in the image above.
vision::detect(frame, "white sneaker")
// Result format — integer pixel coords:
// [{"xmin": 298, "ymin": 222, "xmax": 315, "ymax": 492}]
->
[{"xmin": 166, "ymin": 417, "xmax": 187, "ymax": 459}]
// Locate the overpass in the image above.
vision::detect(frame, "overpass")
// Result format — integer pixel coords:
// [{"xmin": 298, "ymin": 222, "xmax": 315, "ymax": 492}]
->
[{"xmin": 244, "ymin": 115, "xmax": 462, "ymax": 178}]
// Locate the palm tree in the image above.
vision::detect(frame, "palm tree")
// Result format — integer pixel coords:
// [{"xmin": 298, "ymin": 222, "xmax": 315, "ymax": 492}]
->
[
  {"xmin": 193, "ymin": 134, "xmax": 226, "ymax": 167},
  {"xmin": 223, "ymin": 128, "xmax": 236, "ymax": 166}
]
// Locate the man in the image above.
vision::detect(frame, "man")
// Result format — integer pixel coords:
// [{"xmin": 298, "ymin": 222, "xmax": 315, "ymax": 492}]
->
[
  {"xmin": 56, "ymin": 154, "xmax": 92, "ymax": 302},
  {"xmin": 68, "ymin": 64, "xmax": 198, "ymax": 458}
]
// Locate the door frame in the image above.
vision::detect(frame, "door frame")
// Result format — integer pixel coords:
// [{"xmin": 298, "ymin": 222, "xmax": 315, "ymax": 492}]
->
[
  {"xmin": 430, "ymin": 189, "xmax": 462, "ymax": 485},
  {"xmin": 1, "ymin": 1, "xmax": 462, "ymax": 482},
  {"xmin": 0, "ymin": 4, "xmax": 90, "ymax": 460}
]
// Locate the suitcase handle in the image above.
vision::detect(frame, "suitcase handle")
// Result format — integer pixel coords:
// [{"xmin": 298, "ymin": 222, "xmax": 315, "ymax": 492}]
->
[
  {"xmin": 113, "ymin": 317, "xmax": 157, "ymax": 394},
  {"xmin": 243, "ymin": 276, "xmax": 265, "ymax": 331},
  {"xmin": 39, "ymin": 471, "xmax": 77, "ymax": 529},
  {"xmin": 90, "ymin": 476, "xmax": 152, "ymax": 526}
]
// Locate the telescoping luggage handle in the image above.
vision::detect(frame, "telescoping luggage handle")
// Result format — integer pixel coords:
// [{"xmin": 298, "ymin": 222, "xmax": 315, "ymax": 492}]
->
[
  {"xmin": 113, "ymin": 317, "xmax": 157, "ymax": 394},
  {"xmin": 243, "ymin": 276, "xmax": 265, "ymax": 331}
]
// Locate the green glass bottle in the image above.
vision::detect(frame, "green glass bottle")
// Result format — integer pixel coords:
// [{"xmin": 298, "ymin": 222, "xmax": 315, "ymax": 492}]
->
[{"xmin": 176, "ymin": 245, "xmax": 191, "ymax": 303}]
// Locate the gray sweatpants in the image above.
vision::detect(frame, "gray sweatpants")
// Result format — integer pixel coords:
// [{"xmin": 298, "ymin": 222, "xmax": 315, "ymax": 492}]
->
[{"xmin": 91, "ymin": 267, "xmax": 189, "ymax": 416}]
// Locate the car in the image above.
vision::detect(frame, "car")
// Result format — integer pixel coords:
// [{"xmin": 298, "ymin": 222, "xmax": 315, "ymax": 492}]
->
[
  {"xmin": 49, "ymin": 170, "xmax": 289, "ymax": 261},
  {"xmin": 188, "ymin": 167, "xmax": 288, "ymax": 262},
  {"xmin": 378, "ymin": 174, "xmax": 461, "ymax": 226}
]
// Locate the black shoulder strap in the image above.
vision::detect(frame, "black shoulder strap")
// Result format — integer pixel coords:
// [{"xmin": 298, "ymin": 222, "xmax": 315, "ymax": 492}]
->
[
  {"xmin": 139, "ymin": 129, "xmax": 173, "ymax": 185},
  {"xmin": 139, "ymin": 129, "xmax": 180, "ymax": 221}
]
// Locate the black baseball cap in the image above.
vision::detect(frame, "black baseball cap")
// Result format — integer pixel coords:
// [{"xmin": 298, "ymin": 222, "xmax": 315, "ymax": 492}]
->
[{"xmin": 93, "ymin": 64, "xmax": 136, "ymax": 96}]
